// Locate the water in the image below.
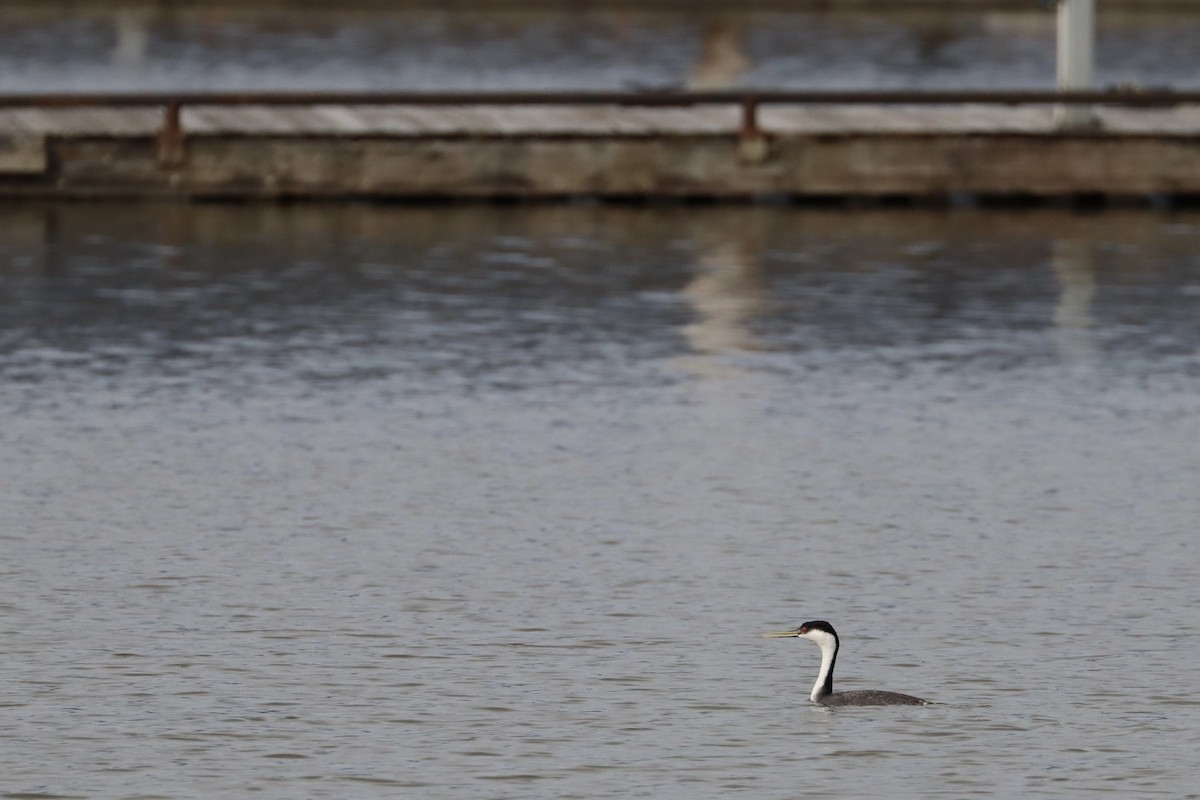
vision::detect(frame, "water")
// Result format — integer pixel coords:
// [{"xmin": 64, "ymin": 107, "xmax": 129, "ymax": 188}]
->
[
  {"xmin": 1, "ymin": 6, "xmax": 1200, "ymax": 93},
  {"xmin": 2, "ymin": 202, "xmax": 1200, "ymax": 798}
]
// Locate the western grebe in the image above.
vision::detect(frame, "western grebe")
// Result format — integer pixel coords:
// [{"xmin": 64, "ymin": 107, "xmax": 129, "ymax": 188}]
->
[{"xmin": 764, "ymin": 620, "xmax": 927, "ymax": 707}]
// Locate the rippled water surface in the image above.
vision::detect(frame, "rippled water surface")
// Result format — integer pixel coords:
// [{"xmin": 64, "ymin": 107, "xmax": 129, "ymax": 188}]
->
[
  {"xmin": 1, "ymin": 5, "xmax": 1200, "ymax": 92},
  {"xmin": 2, "ymin": 202, "xmax": 1200, "ymax": 798}
]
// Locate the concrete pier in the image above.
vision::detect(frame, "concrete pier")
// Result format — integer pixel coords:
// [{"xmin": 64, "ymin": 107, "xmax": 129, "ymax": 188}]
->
[{"xmin": 4, "ymin": 100, "xmax": 1200, "ymax": 201}]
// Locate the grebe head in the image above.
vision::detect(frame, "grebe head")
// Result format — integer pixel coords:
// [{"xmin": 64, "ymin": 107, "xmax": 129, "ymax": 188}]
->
[
  {"xmin": 797, "ymin": 620, "xmax": 838, "ymax": 648},
  {"xmin": 764, "ymin": 620, "xmax": 838, "ymax": 647}
]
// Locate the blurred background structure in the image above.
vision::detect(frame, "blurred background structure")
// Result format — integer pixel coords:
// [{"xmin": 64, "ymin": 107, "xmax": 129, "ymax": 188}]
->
[
  {"xmin": 3, "ymin": 0, "xmax": 1198, "ymax": 94},
  {"xmin": 1, "ymin": 0, "xmax": 1200, "ymax": 197}
]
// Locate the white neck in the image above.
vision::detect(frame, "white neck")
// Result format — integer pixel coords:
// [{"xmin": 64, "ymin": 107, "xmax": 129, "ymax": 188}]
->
[{"xmin": 805, "ymin": 629, "xmax": 839, "ymax": 703}]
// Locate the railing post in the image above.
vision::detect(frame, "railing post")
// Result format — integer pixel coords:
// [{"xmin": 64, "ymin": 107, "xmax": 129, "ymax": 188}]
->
[
  {"xmin": 1055, "ymin": 0, "xmax": 1098, "ymax": 130},
  {"xmin": 738, "ymin": 98, "xmax": 768, "ymax": 163},
  {"xmin": 157, "ymin": 101, "xmax": 186, "ymax": 166}
]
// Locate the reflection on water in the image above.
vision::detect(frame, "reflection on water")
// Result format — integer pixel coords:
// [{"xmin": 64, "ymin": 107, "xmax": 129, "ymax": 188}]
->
[
  {"xmin": 3, "ymin": 203, "xmax": 1200, "ymax": 386},
  {"xmin": 3, "ymin": 203, "xmax": 1200, "ymax": 393},
  {"xmin": 678, "ymin": 238, "xmax": 767, "ymax": 378},
  {"xmin": 1051, "ymin": 237, "xmax": 1098, "ymax": 363},
  {"xmin": 2, "ymin": 202, "xmax": 1200, "ymax": 798}
]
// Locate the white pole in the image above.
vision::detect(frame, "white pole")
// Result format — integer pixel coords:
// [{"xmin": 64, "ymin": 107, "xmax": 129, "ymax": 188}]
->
[{"xmin": 1056, "ymin": 0, "xmax": 1098, "ymax": 129}]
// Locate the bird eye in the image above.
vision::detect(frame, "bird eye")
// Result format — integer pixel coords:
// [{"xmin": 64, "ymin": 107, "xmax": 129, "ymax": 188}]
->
[{"xmin": 799, "ymin": 626, "xmax": 808, "ymax": 633}]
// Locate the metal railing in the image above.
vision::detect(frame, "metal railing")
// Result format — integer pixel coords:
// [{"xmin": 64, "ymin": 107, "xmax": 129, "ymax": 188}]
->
[{"xmin": 3, "ymin": 88, "xmax": 1198, "ymax": 164}]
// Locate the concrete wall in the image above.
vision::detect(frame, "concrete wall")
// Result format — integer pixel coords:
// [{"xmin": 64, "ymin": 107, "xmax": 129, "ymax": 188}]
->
[{"xmin": 10, "ymin": 131, "xmax": 1197, "ymax": 200}]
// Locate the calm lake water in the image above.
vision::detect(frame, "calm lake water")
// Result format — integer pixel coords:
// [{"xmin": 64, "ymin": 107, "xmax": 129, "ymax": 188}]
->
[
  {"xmin": 2, "ymin": 202, "xmax": 1199, "ymax": 798},
  {"xmin": 2, "ymin": 5, "xmax": 1200, "ymax": 92}
]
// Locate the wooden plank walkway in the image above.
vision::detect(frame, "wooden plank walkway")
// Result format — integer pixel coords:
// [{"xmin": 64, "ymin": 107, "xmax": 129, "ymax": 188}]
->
[{"xmin": 5, "ymin": 104, "xmax": 1200, "ymax": 137}]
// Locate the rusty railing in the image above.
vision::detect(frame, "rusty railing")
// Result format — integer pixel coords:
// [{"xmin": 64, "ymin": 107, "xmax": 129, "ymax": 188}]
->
[{"xmin": 2, "ymin": 88, "xmax": 1198, "ymax": 165}]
